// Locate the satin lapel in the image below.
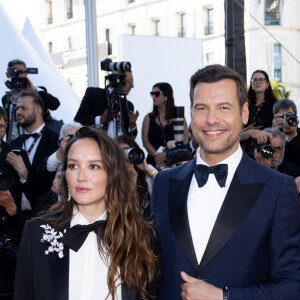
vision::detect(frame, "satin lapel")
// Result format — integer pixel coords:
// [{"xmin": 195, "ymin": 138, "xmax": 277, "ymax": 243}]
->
[
  {"xmin": 168, "ymin": 163, "xmax": 198, "ymax": 269},
  {"xmin": 198, "ymin": 173, "xmax": 265, "ymax": 271},
  {"xmin": 121, "ymin": 282, "xmax": 137, "ymax": 300},
  {"xmin": 50, "ymin": 224, "xmax": 70, "ymax": 300}
]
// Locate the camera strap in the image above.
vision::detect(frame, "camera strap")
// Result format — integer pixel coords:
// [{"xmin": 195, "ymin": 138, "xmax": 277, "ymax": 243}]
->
[{"xmin": 158, "ymin": 115, "xmax": 171, "ymax": 147}]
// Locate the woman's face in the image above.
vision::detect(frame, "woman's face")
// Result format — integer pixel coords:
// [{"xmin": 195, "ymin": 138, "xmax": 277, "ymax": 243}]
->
[
  {"xmin": 251, "ymin": 72, "xmax": 269, "ymax": 94},
  {"xmin": 152, "ymin": 87, "xmax": 166, "ymax": 107},
  {"xmin": 66, "ymin": 138, "xmax": 108, "ymax": 215}
]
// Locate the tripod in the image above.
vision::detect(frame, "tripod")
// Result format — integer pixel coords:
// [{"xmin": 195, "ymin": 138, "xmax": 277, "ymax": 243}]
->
[
  {"xmin": 4, "ymin": 91, "xmax": 21, "ymax": 143},
  {"xmin": 104, "ymin": 85, "xmax": 134, "ymax": 139}
]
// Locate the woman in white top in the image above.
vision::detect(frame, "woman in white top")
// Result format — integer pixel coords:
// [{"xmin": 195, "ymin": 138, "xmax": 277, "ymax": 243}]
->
[{"xmin": 14, "ymin": 126, "xmax": 158, "ymax": 300}]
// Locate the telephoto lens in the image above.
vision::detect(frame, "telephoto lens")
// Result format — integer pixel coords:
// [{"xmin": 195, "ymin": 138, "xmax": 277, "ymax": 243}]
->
[
  {"xmin": 124, "ymin": 148, "xmax": 145, "ymax": 165},
  {"xmin": 172, "ymin": 106, "xmax": 185, "ymax": 145}
]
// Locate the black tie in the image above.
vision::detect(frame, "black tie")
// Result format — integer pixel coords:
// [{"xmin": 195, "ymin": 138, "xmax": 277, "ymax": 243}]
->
[
  {"xmin": 194, "ymin": 164, "xmax": 228, "ymax": 188},
  {"xmin": 23, "ymin": 133, "xmax": 39, "ymax": 140},
  {"xmin": 60, "ymin": 220, "xmax": 107, "ymax": 252}
]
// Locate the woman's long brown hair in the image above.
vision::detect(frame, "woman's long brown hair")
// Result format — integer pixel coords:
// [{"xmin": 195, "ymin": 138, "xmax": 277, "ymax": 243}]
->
[{"xmin": 38, "ymin": 126, "xmax": 158, "ymax": 299}]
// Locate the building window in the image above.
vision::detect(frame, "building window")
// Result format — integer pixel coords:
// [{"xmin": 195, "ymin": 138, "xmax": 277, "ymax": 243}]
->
[
  {"xmin": 68, "ymin": 37, "xmax": 74, "ymax": 50},
  {"xmin": 128, "ymin": 23, "xmax": 136, "ymax": 35},
  {"xmin": 48, "ymin": 41, "xmax": 53, "ymax": 53},
  {"xmin": 205, "ymin": 52, "xmax": 214, "ymax": 66},
  {"xmin": 128, "ymin": 0, "xmax": 135, "ymax": 3},
  {"xmin": 265, "ymin": 0, "xmax": 280, "ymax": 25},
  {"xmin": 178, "ymin": 13, "xmax": 186, "ymax": 37},
  {"xmin": 274, "ymin": 44, "xmax": 281, "ymax": 81},
  {"xmin": 66, "ymin": 0, "xmax": 73, "ymax": 19},
  {"xmin": 46, "ymin": 0, "xmax": 53, "ymax": 24},
  {"xmin": 205, "ymin": 8, "xmax": 214, "ymax": 35},
  {"xmin": 152, "ymin": 19, "xmax": 161, "ymax": 36},
  {"xmin": 105, "ymin": 29, "xmax": 112, "ymax": 55}
]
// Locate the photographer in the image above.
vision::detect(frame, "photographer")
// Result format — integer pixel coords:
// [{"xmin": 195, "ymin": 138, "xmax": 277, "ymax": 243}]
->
[
  {"xmin": 74, "ymin": 59, "xmax": 139, "ymax": 139},
  {"xmin": 253, "ymin": 127, "xmax": 300, "ymax": 178},
  {"xmin": 272, "ymin": 99, "xmax": 300, "ymax": 168},
  {"xmin": 2, "ymin": 59, "xmax": 62, "ymax": 141}
]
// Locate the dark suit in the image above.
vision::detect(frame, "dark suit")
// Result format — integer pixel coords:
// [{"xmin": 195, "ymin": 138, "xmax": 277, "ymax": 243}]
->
[
  {"xmin": 74, "ymin": 87, "xmax": 137, "ymax": 138},
  {"xmin": 11, "ymin": 126, "xmax": 59, "ymax": 211},
  {"xmin": 151, "ymin": 153, "xmax": 300, "ymax": 299},
  {"xmin": 14, "ymin": 219, "xmax": 141, "ymax": 300}
]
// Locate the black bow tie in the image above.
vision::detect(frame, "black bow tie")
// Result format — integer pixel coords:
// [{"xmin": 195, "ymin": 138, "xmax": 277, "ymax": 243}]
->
[
  {"xmin": 60, "ymin": 220, "xmax": 107, "ymax": 252},
  {"xmin": 23, "ymin": 133, "xmax": 39, "ymax": 140},
  {"xmin": 194, "ymin": 164, "xmax": 228, "ymax": 188}
]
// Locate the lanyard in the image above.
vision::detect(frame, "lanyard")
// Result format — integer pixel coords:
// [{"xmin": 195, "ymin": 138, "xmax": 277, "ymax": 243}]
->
[
  {"xmin": 252, "ymin": 99, "xmax": 265, "ymax": 122},
  {"xmin": 24, "ymin": 126, "xmax": 45, "ymax": 156}
]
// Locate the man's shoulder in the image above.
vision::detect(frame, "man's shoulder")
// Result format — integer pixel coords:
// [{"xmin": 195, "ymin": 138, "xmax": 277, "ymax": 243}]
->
[{"xmin": 85, "ymin": 87, "xmax": 106, "ymax": 95}]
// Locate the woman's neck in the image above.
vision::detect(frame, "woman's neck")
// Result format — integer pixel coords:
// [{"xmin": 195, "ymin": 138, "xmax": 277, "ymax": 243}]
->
[{"xmin": 157, "ymin": 106, "xmax": 166, "ymax": 118}]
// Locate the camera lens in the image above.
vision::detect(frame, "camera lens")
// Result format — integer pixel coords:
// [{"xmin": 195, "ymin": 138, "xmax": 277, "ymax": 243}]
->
[
  {"xmin": 124, "ymin": 148, "xmax": 144, "ymax": 165},
  {"xmin": 260, "ymin": 144, "xmax": 275, "ymax": 158}
]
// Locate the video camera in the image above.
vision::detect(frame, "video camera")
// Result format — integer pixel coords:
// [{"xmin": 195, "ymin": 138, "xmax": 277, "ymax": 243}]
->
[
  {"xmin": 100, "ymin": 58, "xmax": 131, "ymax": 89},
  {"xmin": 280, "ymin": 112, "xmax": 298, "ymax": 127},
  {"xmin": 5, "ymin": 67, "xmax": 38, "ymax": 90}
]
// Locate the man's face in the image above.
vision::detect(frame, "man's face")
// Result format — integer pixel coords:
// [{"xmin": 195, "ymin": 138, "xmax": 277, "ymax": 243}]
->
[
  {"xmin": 270, "ymin": 135, "xmax": 284, "ymax": 168},
  {"xmin": 16, "ymin": 96, "xmax": 37, "ymax": 129},
  {"xmin": 0, "ymin": 117, "xmax": 7, "ymax": 141},
  {"xmin": 278, "ymin": 107, "xmax": 299, "ymax": 135},
  {"xmin": 191, "ymin": 79, "xmax": 248, "ymax": 164},
  {"xmin": 6, "ymin": 63, "xmax": 27, "ymax": 78},
  {"xmin": 123, "ymin": 71, "xmax": 134, "ymax": 95}
]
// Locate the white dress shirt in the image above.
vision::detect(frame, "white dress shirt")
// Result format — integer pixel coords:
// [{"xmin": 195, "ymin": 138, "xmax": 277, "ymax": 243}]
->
[
  {"xmin": 21, "ymin": 123, "xmax": 45, "ymax": 210},
  {"xmin": 69, "ymin": 209, "xmax": 122, "ymax": 300},
  {"xmin": 187, "ymin": 146, "xmax": 243, "ymax": 264}
]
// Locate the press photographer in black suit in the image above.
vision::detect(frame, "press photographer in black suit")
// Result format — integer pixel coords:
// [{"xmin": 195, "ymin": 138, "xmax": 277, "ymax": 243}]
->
[{"xmin": 74, "ymin": 70, "xmax": 139, "ymax": 139}]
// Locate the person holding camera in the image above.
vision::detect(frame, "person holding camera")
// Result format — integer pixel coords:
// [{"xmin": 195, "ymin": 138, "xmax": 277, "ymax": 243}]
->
[
  {"xmin": 272, "ymin": 98, "xmax": 300, "ymax": 168},
  {"xmin": 142, "ymin": 82, "xmax": 188, "ymax": 170},
  {"xmin": 2, "ymin": 59, "xmax": 63, "ymax": 140},
  {"xmin": 74, "ymin": 68, "xmax": 139, "ymax": 139}
]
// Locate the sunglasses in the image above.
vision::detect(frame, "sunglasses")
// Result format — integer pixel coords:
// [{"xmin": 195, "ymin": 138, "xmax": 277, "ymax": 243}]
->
[{"xmin": 150, "ymin": 91, "xmax": 163, "ymax": 97}]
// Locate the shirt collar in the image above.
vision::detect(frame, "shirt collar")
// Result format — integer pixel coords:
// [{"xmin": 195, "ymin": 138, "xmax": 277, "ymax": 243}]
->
[
  {"xmin": 24, "ymin": 123, "xmax": 45, "ymax": 135},
  {"xmin": 71, "ymin": 206, "xmax": 107, "ymax": 226}
]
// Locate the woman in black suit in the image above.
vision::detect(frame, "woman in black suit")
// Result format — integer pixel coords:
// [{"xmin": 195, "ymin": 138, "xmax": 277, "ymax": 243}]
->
[{"xmin": 14, "ymin": 126, "xmax": 158, "ymax": 300}]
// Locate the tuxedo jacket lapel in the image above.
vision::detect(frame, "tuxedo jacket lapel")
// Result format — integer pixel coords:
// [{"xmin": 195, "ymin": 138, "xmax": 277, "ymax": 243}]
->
[
  {"xmin": 198, "ymin": 164, "xmax": 265, "ymax": 271},
  {"xmin": 168, "ymin": 160, "xmax": 199, "ymax": 269}
]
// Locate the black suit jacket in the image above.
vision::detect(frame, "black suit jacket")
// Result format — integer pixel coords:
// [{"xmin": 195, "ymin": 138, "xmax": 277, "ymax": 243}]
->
[
  {"xmin": 14, "ymin": 219, "xmax": 143, "ymax": 300},
  {"xmin": 11, "ymin": 127, "xmax": 59, "ymax": 210},
  {"xmin": 74, "ymin": 87, "xmax": 137, "ymax": 138}
]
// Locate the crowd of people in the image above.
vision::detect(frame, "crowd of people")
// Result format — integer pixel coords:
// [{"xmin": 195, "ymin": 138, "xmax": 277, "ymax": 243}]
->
[{"xmin": 0, "ymin": 59, "xmax": 300, "ymax": 299}]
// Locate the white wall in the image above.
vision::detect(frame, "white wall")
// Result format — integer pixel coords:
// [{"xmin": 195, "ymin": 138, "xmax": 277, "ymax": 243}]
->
[{"xmin": 118, "ymin": 35, "xmax": 202, "ymax": 149}]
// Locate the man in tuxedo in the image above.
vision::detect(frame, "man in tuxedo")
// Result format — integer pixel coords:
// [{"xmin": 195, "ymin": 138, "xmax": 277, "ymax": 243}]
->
[
  {"xmin": 74, "ymin": 70, "xmax": 139, "ymax": 138},
  {"xmin": 151, "ymin": 64, "xmax": 300, "ymax": 299},
  {"xmin": 11, "ymin": 91, "xmax": 59, "ymax": 214}
]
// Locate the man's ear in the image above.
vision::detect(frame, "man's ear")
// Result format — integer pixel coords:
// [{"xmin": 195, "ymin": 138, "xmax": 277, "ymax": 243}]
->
[{"xmin": 242, "ymin": 102, "xmax": 249, "ymax": 125}]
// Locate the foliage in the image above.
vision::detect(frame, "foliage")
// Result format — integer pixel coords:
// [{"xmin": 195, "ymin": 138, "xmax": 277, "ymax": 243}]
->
[{"xmin": 271, "ymin": 78, "xmax": 292, "ymax": 100}]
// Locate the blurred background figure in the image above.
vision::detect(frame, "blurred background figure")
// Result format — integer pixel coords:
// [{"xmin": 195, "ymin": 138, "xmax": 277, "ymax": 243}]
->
[
  {"xmin": 246, "ymin": 70, "xmax": 278, "ymax": 130},
  {"xmin": 142, "ymin": 82, "xmax": 188, "ymax": 170}
]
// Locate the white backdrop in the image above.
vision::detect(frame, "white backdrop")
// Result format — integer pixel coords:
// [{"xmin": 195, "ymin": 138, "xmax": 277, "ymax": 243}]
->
[
  {"xmin": 119, "ymin": 35, "xmax": 203, "ymax": 149},
  {"xmin": 0, "ymin": 3, "xmax": 80, "ymax": 123}
]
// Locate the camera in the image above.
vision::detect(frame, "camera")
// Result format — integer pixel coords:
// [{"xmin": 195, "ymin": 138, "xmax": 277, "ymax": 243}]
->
[
  {"xmin": 124, "ymin": 147, "xmax": 144, "ymax": 165},
  {"xmin": 5, "ymin": 67, "xmax": 38, "ymax": 90},
  {"xmin": 253, "ymin": 138, "xmax": 275, "ymax": 158},
  {"xmin": 280, "ymin": 112, "xmax": 298, "ymax": 127},
  {"xmin": 100, "ymin": 58, "xmax": 131, "ymax": 73},
  {"xmin": 172, "ymin": 106, "xmax": 185, "ymax": 146}
]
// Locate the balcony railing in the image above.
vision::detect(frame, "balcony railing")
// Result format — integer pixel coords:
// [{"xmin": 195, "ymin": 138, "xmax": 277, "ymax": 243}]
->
[
  {"xmin": 67, "ymin": 9, "xmax": 73, "ymax": 19},
  {"xmin": 47, "ymin": 15, "xmax": 53, "ymax": 24}
]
